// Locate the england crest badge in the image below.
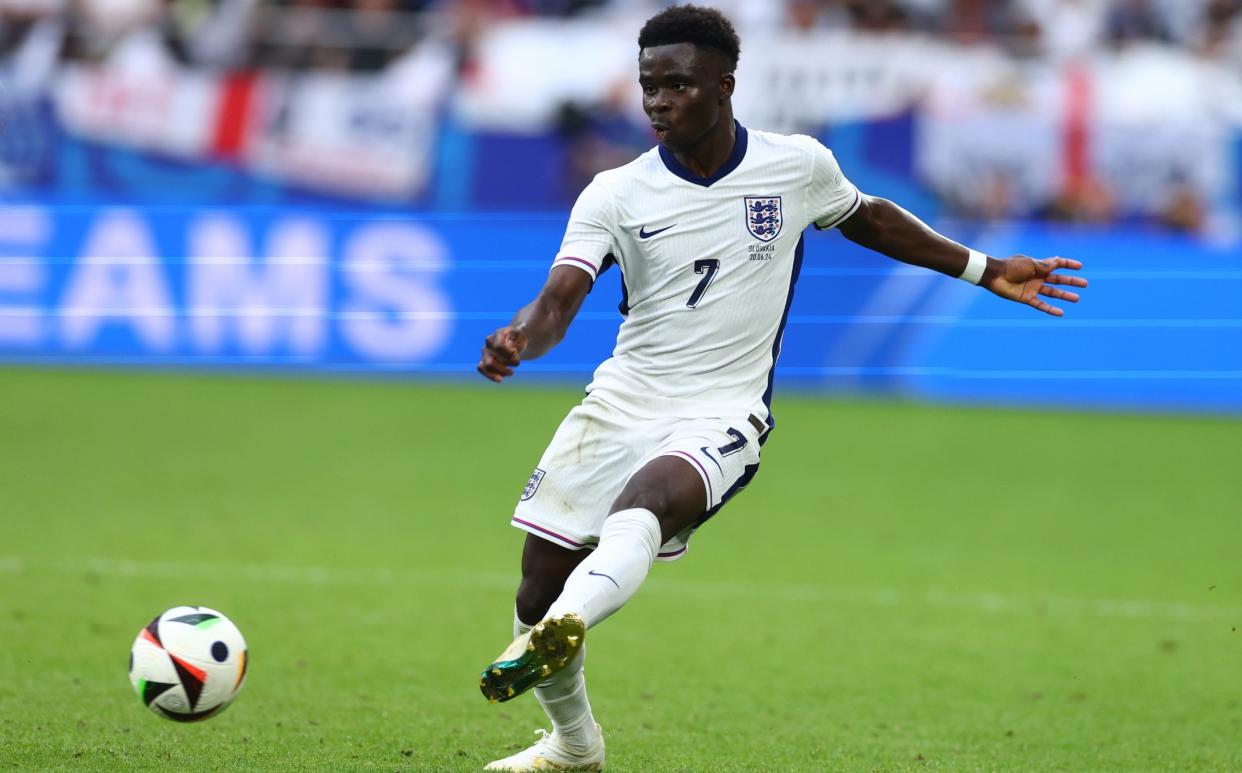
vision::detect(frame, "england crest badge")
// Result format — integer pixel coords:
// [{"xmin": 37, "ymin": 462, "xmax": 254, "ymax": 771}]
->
[
  {"xmin": 744, "ymin": 196, "xmax": 783, "ymax": 242},
  {"xmin": 521, "ymin": 468, "xmax": 546, "ymax": 501}
]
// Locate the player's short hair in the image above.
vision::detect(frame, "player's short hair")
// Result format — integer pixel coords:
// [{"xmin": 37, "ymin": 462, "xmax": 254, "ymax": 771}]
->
[{"xmin": 638, "ymin": 4, "xmax": 741, "ymax": 71}]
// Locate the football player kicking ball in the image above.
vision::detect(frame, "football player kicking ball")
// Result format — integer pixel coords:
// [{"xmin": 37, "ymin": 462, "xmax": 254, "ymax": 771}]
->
[{"xmin": 475, "ymin": 5, "xmax": 1086, "ymax": 771}]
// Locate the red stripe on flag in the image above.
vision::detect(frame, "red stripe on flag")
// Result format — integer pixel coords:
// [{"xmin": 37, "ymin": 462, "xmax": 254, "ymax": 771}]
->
[
  {"xmin": 1064, "ymin": 64, "xmax": 1091, "ymax": 186},
  {"xmin": 212, "ymin": 71, "xmax": 258, "ymax": 158}
]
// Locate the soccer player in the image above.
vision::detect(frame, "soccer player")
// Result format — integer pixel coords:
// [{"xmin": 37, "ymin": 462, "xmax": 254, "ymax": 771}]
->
[{"xmin": 475, "ymin": 5, "xmax": 1086, "ymax": 770}]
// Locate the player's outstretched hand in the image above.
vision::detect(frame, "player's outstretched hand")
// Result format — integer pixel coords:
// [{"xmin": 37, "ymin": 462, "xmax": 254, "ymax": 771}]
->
[
  {"xmin": 478, "ymin": 325, "xmax": 528, "ymax": 382},
  {"xmin": 984, "ymin": 256, "xmax": 1087, "ymax": 317}
]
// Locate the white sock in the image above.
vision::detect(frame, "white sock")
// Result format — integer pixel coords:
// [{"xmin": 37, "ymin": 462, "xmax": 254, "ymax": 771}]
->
[
  {"xmin": 546, "ymin": 507, "xmax": 662, "ymax": 628},
  {"xmin": 513, "ymin": 609, "xmax": 599, "ymax": 752}
]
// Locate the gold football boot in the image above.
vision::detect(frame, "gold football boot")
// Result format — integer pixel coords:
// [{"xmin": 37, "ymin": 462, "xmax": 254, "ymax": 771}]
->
[{"xmin": 479, "ymin": 613, "xmax": 586, "ymax": 703}]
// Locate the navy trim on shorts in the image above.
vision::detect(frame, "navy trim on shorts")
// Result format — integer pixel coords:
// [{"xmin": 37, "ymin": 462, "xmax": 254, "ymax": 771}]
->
[
  {"xmin": 694, "ymin": 460, "xmax": 761, "ymax": 531},
  {"xmin": 667, "ymin": 449, "xmax": 714, "ymax": 506}
]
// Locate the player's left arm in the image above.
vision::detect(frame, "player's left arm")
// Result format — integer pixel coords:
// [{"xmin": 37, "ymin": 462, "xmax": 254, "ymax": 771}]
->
[{"xmin": 838, "ymin": 196, "xmax": 1087, "ymax": 316}]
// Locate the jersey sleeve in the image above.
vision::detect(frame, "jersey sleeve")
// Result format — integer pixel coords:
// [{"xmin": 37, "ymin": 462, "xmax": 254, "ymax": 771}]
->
[
  {"xmin": 806, "ymin": 140, "xmax": 862, "ymax": 230},
  {"xmin": 552, "ymin": 177, "xmax": 617, "ymax": 281}
]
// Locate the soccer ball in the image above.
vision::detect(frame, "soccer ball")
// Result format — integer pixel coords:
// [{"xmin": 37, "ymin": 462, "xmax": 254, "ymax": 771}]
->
[{"xmin": 128, "ymin": 606, "xmax": 249, "ymax": 722}]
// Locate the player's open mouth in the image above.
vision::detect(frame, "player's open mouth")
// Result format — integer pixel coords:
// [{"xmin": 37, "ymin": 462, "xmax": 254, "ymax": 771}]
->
[{"xmin": 651, "ymin": 124, "xmax": 669, "ymax": 140}]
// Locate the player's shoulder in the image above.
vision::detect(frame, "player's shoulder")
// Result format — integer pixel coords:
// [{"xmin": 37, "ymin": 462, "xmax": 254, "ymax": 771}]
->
[
  {"xmin": 589, "ymin": 146, "xmax": 663, "ymax": 190},
  {"xmin": 746, "ymin": 128, "xmax": 829, "ymax": 160}
]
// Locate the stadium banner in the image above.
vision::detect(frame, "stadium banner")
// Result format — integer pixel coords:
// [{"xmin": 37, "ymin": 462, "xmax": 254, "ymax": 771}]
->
[
  {"xmin": 916, "ymin": 44, "xmax": 1239, "ymax": 219},
  {"xmin": 51, "ymin": 54, "xmax": 450, "ymax": 200},
  {"xmin": 35, "ymin": 29, "xmax": 1242, "ymax": 216},
  {"xmin": 0, "ymin": 204, "xmax": 1237, "ymax": 413}
]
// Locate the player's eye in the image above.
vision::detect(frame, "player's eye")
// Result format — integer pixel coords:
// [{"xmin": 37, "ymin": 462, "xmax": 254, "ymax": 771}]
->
[{"xmin": 674, "ymin": 83, "xmax": 687, "ymax": 92}]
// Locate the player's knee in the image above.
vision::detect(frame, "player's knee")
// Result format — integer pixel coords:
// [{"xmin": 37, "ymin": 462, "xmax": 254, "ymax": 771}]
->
[{"xmin": 515, "ymin": 577, "xmax": 560, "ymax": 624}]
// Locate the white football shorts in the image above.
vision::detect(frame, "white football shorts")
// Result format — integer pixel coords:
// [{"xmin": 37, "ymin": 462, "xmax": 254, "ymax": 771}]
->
[{"xmin": 511, "ymin": 394, "xmax": 765, "ymax": 561}]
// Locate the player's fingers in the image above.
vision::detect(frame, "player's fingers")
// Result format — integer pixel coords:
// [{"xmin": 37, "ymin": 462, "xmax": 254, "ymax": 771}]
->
[
  {"xmin": 1028, "ymin": 296, "xmax": 1064, "ymax": 317},
  {"xmin": 476, "ymin": 363, "xmax": 502, "ymax": 382},
  {"xmin": 489, "ymin": 358, "xmax": 516, "ymax": 377},
  {"xmin": 1046, "ymin": 273, "xmax": 1088, "ymax": 288},
  {"xmin": 484, "ymin": 366, "xmax": 514, "ymax": 380},
  {"xmin": 484, "ymin": 341, "xmax": 521, "ymax": 365},
  {"xmin": 485, "ymin": 327, "xmax": 524, "ymax": 356},
  {"xmin": 1035, "ymin": 257, "xmax": 1083, "ymax": 280},
  {"xmin": 479, "ymin": 352, "xmax": 516, "ymax": 379},
  {"xmin": 1038, "ymin": 286, "xmax": 1079, "ymax": 303}
]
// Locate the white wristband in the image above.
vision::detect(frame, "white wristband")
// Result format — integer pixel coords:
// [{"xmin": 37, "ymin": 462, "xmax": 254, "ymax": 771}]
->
[{"xmin": 959, "ymin": 249, "xmax": 987, "ymax": 285}]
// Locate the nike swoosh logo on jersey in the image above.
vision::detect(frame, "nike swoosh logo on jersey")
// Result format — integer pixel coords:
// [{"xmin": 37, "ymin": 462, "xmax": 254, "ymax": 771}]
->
[
  {"xmin": 638, "ymin": 224, "xmax": 676, "ymax": 239},
  {"xmin": 588, "ymin": 570, "xmax": 620, "ymax": 589}
]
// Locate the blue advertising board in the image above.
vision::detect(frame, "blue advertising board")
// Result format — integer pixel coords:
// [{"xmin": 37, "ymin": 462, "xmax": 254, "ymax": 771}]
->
[{"xmin": 0, "ymin": 203, "xmax": 1238, "ymax": 413}]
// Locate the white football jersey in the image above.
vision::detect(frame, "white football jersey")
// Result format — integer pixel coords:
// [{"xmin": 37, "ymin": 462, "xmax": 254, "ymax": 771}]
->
[{"xmin": 552, "ymin": 123, "xmax": 861, "ymax": 429}]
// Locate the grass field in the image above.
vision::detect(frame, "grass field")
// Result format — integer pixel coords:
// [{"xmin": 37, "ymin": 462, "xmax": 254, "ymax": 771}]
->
[{"xmin": 1, "ymin": 367, "xmax": 1239, "ymax": 771}]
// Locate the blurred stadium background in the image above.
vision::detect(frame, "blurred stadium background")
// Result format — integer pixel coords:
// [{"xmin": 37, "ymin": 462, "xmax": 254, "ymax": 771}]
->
[
  {"xmin": 0, "ymin": 0, "xmax": 1238, "ymax": 408},
  {"xmin": 1, "ymin": 1, "xmax": 1240, "ymax": 770}
]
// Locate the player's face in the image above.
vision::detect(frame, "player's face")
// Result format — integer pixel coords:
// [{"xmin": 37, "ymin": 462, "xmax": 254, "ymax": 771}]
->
[{"xmin": 638, "ymin": 43, "xmax": 733, "ymax": 152}]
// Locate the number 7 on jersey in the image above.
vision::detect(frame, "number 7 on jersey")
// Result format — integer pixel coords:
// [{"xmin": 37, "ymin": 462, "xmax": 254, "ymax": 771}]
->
[{"xmin": 686, "ymin": 258, "xmax": 721, "ymax": 309}]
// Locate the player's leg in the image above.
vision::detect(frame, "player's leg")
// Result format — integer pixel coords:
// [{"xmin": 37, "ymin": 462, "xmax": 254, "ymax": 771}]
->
[
  {"xmin": 545, "ymin": 418, "xmax": 763, "ymax": 628},
  {"xmin": 482, "ymin": 461, "xmax": 698, "ymax": 770},
  {"xmin": 483, "ymin": 404, "xmax": 729, "ymax": 770},
  {"xmin": 610, "ymin": 454, "xmax": 711, "ymax": 541},
  {"xmin": 516, "ymin": 532, "xmax": 588, "ymax": 625},
  {"xmin": 482, "ymin": 535, "xmax": 604, "ymax": 771},
  {"xmin": 544, "ymin": 455, "xmax": 705, "ymax": 626},
  {"xmin": 483, "ymin": 534, "xmax": 587, "ymax": 702},
  {"xmin": 483, "ymin": 398, "xmax": 624, "ymax": 707}
]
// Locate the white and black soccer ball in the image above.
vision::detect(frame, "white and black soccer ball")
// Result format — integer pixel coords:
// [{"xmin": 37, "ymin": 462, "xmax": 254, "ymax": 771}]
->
[{"xmin": 128, "ymin": 606, "xmax": 248, "ymax": 722}]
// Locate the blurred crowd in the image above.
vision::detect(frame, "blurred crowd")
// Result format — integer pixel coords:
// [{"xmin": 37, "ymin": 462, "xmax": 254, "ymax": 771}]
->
[
  {"xmin": 0, "ymin": 0, "xmax": 1239, "ymax": 74},
  {"xmin": 714, "ymin": 0, "xmax": 1242, "ymax": 67},
  {"xmin": 1, "ymin": 0, "xmax": 1239, "ymax": 230}
]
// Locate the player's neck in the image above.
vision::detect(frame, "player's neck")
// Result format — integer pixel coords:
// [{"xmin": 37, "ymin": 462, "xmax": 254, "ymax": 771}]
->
[{"xmin": 671, "ymin": 114, "xmax": 737, "ymax": 179}]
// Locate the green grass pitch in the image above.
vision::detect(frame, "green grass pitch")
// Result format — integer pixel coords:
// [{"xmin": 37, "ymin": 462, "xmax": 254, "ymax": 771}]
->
[{"xmin": 1, "ymin": 367, "xmax": 1239, "ymax": 771}]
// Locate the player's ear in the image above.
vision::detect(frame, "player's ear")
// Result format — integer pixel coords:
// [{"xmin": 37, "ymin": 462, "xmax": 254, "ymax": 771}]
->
[{"xmin": 719, "ymin": 72, "xmax": 735, "ymax": 102}]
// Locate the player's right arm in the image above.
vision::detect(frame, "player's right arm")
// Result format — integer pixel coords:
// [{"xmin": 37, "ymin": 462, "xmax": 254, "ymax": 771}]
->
[
  {"xmin": 477, "ymin": 266, "xmax": 593, "ymax": 382},
  {"xmin": 478, "ymin": 176, "xmax": 617, "ymax": 383}
]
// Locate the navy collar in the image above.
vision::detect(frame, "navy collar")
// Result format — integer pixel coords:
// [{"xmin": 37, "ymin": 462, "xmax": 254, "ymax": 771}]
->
[{"xmin": 658, "ymin": 121, "xmax": 748, "ymax": 187}]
